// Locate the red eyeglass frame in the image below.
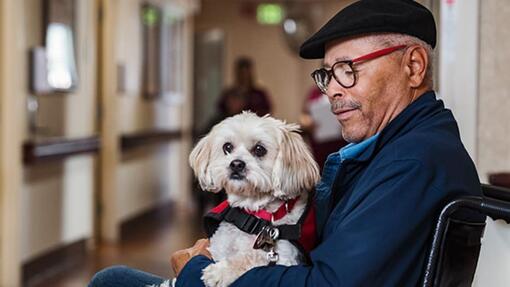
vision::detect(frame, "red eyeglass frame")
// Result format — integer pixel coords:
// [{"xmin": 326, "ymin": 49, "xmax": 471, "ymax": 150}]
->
[{"xmin": 312, "ymin": 44, "xmax": 408, "ymax": 90}]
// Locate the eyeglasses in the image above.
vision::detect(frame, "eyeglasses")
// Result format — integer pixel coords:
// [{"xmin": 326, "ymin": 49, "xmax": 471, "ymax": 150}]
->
[{"xmin": 311, "ymin": 45, "xmax": 407, "ymax": 93}]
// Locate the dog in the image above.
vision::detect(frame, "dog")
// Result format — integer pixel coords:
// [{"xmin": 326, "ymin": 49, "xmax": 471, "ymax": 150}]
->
[{"xmin": 183, "ymin": 111, "xmax": 320, "ymax": 287}]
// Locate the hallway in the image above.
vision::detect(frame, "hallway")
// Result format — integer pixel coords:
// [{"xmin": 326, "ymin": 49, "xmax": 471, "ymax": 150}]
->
[
  {"xmin": 1, "ymin": 0, "xmax": 510, "ymax": 286},
  {"xmin": 29, "ymin": 205, "xmax": 202, "ymax": 287}
]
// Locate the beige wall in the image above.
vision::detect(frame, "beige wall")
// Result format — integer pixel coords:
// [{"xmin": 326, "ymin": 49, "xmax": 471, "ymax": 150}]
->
[
  {"xmin": 437, "ymin": 0, "xmax": 479, "ymax": 161},
  {"xmin": 1, "ymin": 0, "xmax": 97, "ymax": 284},
  {"xmin": 194, "ymin": 0, "xmax": 352, "ymax": 123},
  {"xmin": 113, "ymin": 0, "xmax": 195, "ymax": 225},
  {"xmin": 473, "ymin": 1, "xmax": 510, "ymax": 286},
  {"xmin": 477, "ymin": 1, "xmax": 510, "ymax": 181},
  {"xmin": 1, "ymin": 1, "xmax": 196, "ymax": 282},
  {"xmin": 0, "ymin": 0, "xmax": 25, "ymax": 284},
  {"xmin": 21, "ymin": 0, "xmax": 97, "ymax": 262}
]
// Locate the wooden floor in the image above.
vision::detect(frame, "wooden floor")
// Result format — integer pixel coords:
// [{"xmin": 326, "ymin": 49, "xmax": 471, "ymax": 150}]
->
[{"xmin": 29, "ymin": 204, "xmax": 203, "ymax": 287}]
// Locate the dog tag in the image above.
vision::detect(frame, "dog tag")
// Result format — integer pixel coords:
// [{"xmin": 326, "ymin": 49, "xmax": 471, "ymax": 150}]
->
[
  {"xmin": 253, "ymin": 226, "xmax": 276, "ymax": 251},
  {"xmin": 253, "ymin": 226, "xmax": 281, "ymax": 265},
  {"xmin": 266, "ymin": 247, "xmax": 279, "ymax": 264}
]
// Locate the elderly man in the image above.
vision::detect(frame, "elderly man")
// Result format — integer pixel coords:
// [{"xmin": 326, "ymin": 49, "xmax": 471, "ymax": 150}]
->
[
  {"xmin": 171, "ymin": 1, "xmax": 480, "ymax": 286},
  {"xmin": 89, "ymin": 1, "xmax": 481, "ymax": 286}
]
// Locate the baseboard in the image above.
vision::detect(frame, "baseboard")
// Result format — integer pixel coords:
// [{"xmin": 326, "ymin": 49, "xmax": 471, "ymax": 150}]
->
[
  {"xmin": 21, "ymin": 202, "xmax": 176, "ymax": 286},
  {"xmin": 22, "ymin": 238, "xmax": 87, "ymax": 286}
]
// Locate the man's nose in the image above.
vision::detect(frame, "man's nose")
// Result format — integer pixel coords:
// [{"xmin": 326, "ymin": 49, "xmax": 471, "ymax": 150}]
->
[
  {"xmin": 230, "ymin": 159, "xmax": 246, "ymax": 172},
  {"xmin": 325, "ymin": 77, "xmax": 345, "ymax": 99},
  {"xmin": 326, "ymin": 83, "xmax": 344, "ymax": 99}
]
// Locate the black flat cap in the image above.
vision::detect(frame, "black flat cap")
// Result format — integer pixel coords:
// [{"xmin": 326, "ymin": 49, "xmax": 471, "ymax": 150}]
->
[{"xmin": 299, "ymin": 0, "xmax": 436, "ymax": 59}]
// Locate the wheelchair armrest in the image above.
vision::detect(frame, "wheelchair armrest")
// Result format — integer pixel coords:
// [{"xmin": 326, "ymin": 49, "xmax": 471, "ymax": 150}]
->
[
  {"xmin": 479, "ymin": 197, "xmax": 510, "ymax": 223},
  {"xmin": 445, "ymin": 196, "xmax": 510, "ymax": 224}
]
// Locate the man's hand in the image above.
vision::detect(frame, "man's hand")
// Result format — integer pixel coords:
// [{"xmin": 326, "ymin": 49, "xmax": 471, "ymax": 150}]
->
[{"xmin": 171, "ymin": 238, "xmax": 212, "ymax": 276}]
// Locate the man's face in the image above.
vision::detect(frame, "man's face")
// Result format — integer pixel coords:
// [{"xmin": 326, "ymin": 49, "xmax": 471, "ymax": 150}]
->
[{"xmin": 324, "ymin": 37, "xmax": 409, "ymax": 143}]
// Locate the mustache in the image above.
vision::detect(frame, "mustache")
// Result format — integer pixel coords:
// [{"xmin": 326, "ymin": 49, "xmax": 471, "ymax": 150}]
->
[{"xmin": 330, "ymin": 99, "xmax": 362, "ymax": 112}]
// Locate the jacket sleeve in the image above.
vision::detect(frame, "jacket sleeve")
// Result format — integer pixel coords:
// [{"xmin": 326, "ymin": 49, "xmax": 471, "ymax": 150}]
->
[
  {"xmin": 175, "ymin": 255, "xmax": 212, "ymax": 287},
  {"xmin": 178, "ymin": 159, "xmax": 446, "ymax": 287}
]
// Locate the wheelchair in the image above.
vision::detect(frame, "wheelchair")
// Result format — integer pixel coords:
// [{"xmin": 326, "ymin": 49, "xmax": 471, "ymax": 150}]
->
[{"xmin": 421, "ymin": 184, "xmax": 510, "ymax": 287}]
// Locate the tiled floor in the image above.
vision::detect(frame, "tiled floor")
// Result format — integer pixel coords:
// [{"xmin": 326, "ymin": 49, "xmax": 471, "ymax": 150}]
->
[{"xmin": 30, "ymin": 205, "xmax": 204, "ymax": 287}]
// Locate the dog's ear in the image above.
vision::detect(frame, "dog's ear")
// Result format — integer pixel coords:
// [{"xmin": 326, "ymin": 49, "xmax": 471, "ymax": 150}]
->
[
  {"xmin": 272, "ymin": 123, "xmax": 320, "ymax": 198},
  {"xmin": 189, "ymin": 133, "xmax": 221, "ymax": 193}
]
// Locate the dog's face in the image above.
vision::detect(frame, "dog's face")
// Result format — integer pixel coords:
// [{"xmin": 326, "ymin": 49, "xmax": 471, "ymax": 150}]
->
[{"xmin": 189, "ymin": 112, "xmax": 320, "ymax": 201}]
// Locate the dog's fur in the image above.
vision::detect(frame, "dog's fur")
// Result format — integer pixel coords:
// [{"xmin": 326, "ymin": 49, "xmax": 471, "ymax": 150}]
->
[{"xmin": 188, "ymin": 111, "xmax": 320, "ymax": 287}]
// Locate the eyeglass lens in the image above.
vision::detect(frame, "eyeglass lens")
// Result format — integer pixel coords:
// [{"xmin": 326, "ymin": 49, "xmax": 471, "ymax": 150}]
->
[
  {"xmin": 333, "ymin": 62, "xmax": 355, "ymax": 88},
  {"xmin": 313, "ymin": 70, "xmax": 329, "ymax": 93},
  {"xmin": 313, "ymin": 62, "xmax": 355, "ymax": 93}
]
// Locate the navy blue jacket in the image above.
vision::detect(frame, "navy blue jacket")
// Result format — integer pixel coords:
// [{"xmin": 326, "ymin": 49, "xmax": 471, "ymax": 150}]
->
[{"xmin": 177, "ymin": 91, "xmax": 481, "ymax": 287}]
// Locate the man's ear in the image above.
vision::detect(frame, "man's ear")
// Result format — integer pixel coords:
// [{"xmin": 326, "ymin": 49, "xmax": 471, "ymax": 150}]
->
[{"xmin": 404, "ymin": 46, "xmax": 428, "ymax": 88}]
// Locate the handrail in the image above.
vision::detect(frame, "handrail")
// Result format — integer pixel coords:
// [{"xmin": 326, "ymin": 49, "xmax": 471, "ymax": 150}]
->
[
  {"xmin": 120, "ymin": 129, "xmax": 182, "ymax": 151},
  {"xmin": 23, "ymin": 136, "xmax": 100, "ymax": 164}
]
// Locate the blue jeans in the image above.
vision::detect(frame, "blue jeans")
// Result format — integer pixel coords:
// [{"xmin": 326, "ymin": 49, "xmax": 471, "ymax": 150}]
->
[{"xmin": 88, "ymin": 265, "xmax": 169, "ymax": 287}]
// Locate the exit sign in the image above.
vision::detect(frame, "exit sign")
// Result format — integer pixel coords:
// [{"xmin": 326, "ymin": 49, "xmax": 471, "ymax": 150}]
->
[{"xmin": 257, "ymin": 4, "xmax": 283, "ymax": 25}]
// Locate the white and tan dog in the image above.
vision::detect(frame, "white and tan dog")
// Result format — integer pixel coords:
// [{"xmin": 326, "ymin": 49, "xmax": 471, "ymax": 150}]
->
[{"xmin": 188, "ymin": 111, "xmax": 320, "ymax": 287}]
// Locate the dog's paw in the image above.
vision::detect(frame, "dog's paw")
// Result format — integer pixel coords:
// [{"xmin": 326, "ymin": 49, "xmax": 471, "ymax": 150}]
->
[{"xmin": 201, "ymin": 262, "xmax": 238, "ymax": 287}]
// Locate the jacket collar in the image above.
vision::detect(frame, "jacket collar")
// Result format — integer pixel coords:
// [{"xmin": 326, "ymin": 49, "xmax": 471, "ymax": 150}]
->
[{"xmin": 351, "ymin": 90, "xmax": 441, "ymax": 163}]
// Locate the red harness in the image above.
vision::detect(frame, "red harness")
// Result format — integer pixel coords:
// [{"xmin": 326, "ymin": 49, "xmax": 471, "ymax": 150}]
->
[{"xmin": 203, "ymin": 194, "xmax": 318, "ymax": 257}]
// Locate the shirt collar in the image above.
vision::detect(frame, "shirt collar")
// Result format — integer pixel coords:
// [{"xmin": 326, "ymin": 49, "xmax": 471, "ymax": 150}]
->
[
  {"xmin": 339, "ymin": 133, "xmax": 379, "ymax": 162},
  {"xmin": 318, "ymin": 133, "xmax": 379, "ymax": 192}
]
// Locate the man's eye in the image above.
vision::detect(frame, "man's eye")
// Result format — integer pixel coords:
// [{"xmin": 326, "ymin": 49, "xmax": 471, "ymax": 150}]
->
[
  {"xmin": 252, "ymin": 144, "xmax": 267, "ymax": 157},
  {"xmin": 223, "ymin": 143, "xmax": 234, "ymax": 154},
  {"xmin": 343, "ymin": 68, "xmax": 357, "ymax": 76}
]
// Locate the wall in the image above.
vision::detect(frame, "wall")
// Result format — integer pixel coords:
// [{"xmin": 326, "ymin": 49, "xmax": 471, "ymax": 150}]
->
[
  {"xmin": 477, "ymin": 1, "xmax": 510, "ymax": 181},
  {"xmin": 0, "ymin": 0, "xmax": 25, "ymax": 284},
  {"xmin": 437, "ymin": 0, "xmax": 479, "ymax": 162},
  {"xmin": 113, "ymin": 0, "xmax": 195, "ymax": 224},
  {"xmin": 473, "ymin": 1, "xmax": 510, "ymax": 286},
  {"xmin": 194, "ymin": 0, "xmax": 352, "ymax": 124},
  {"xmin": 1, "ymin": 0, "xmax": 192, "ymax": 283},
  {"xmin": 96, "ymin": 0, "xmax": 196, "ymax": 242},
  {"xmin": 20, "ymin": 0, "xmax": 97, "ymax": 262}
]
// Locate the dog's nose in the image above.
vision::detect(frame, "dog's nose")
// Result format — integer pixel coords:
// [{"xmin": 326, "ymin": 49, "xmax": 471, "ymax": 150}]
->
[{"xmin": 230, "ymin": 160, "xmax": 246, "ymax": 172}]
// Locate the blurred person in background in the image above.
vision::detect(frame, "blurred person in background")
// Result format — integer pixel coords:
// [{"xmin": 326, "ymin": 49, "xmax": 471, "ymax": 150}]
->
[{"xmin": 217, "ymin": 56, "xmax": 272, "ymax": 118}]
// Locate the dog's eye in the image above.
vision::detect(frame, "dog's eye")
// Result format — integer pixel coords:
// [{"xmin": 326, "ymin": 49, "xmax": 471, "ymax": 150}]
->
[
  {"xmin": 252, "ymin": 144, "xmax": 267, "ymax": 157},
  {"xmin": 223, "ymin": 143, "xmax": 234, "ymax": 154}
]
